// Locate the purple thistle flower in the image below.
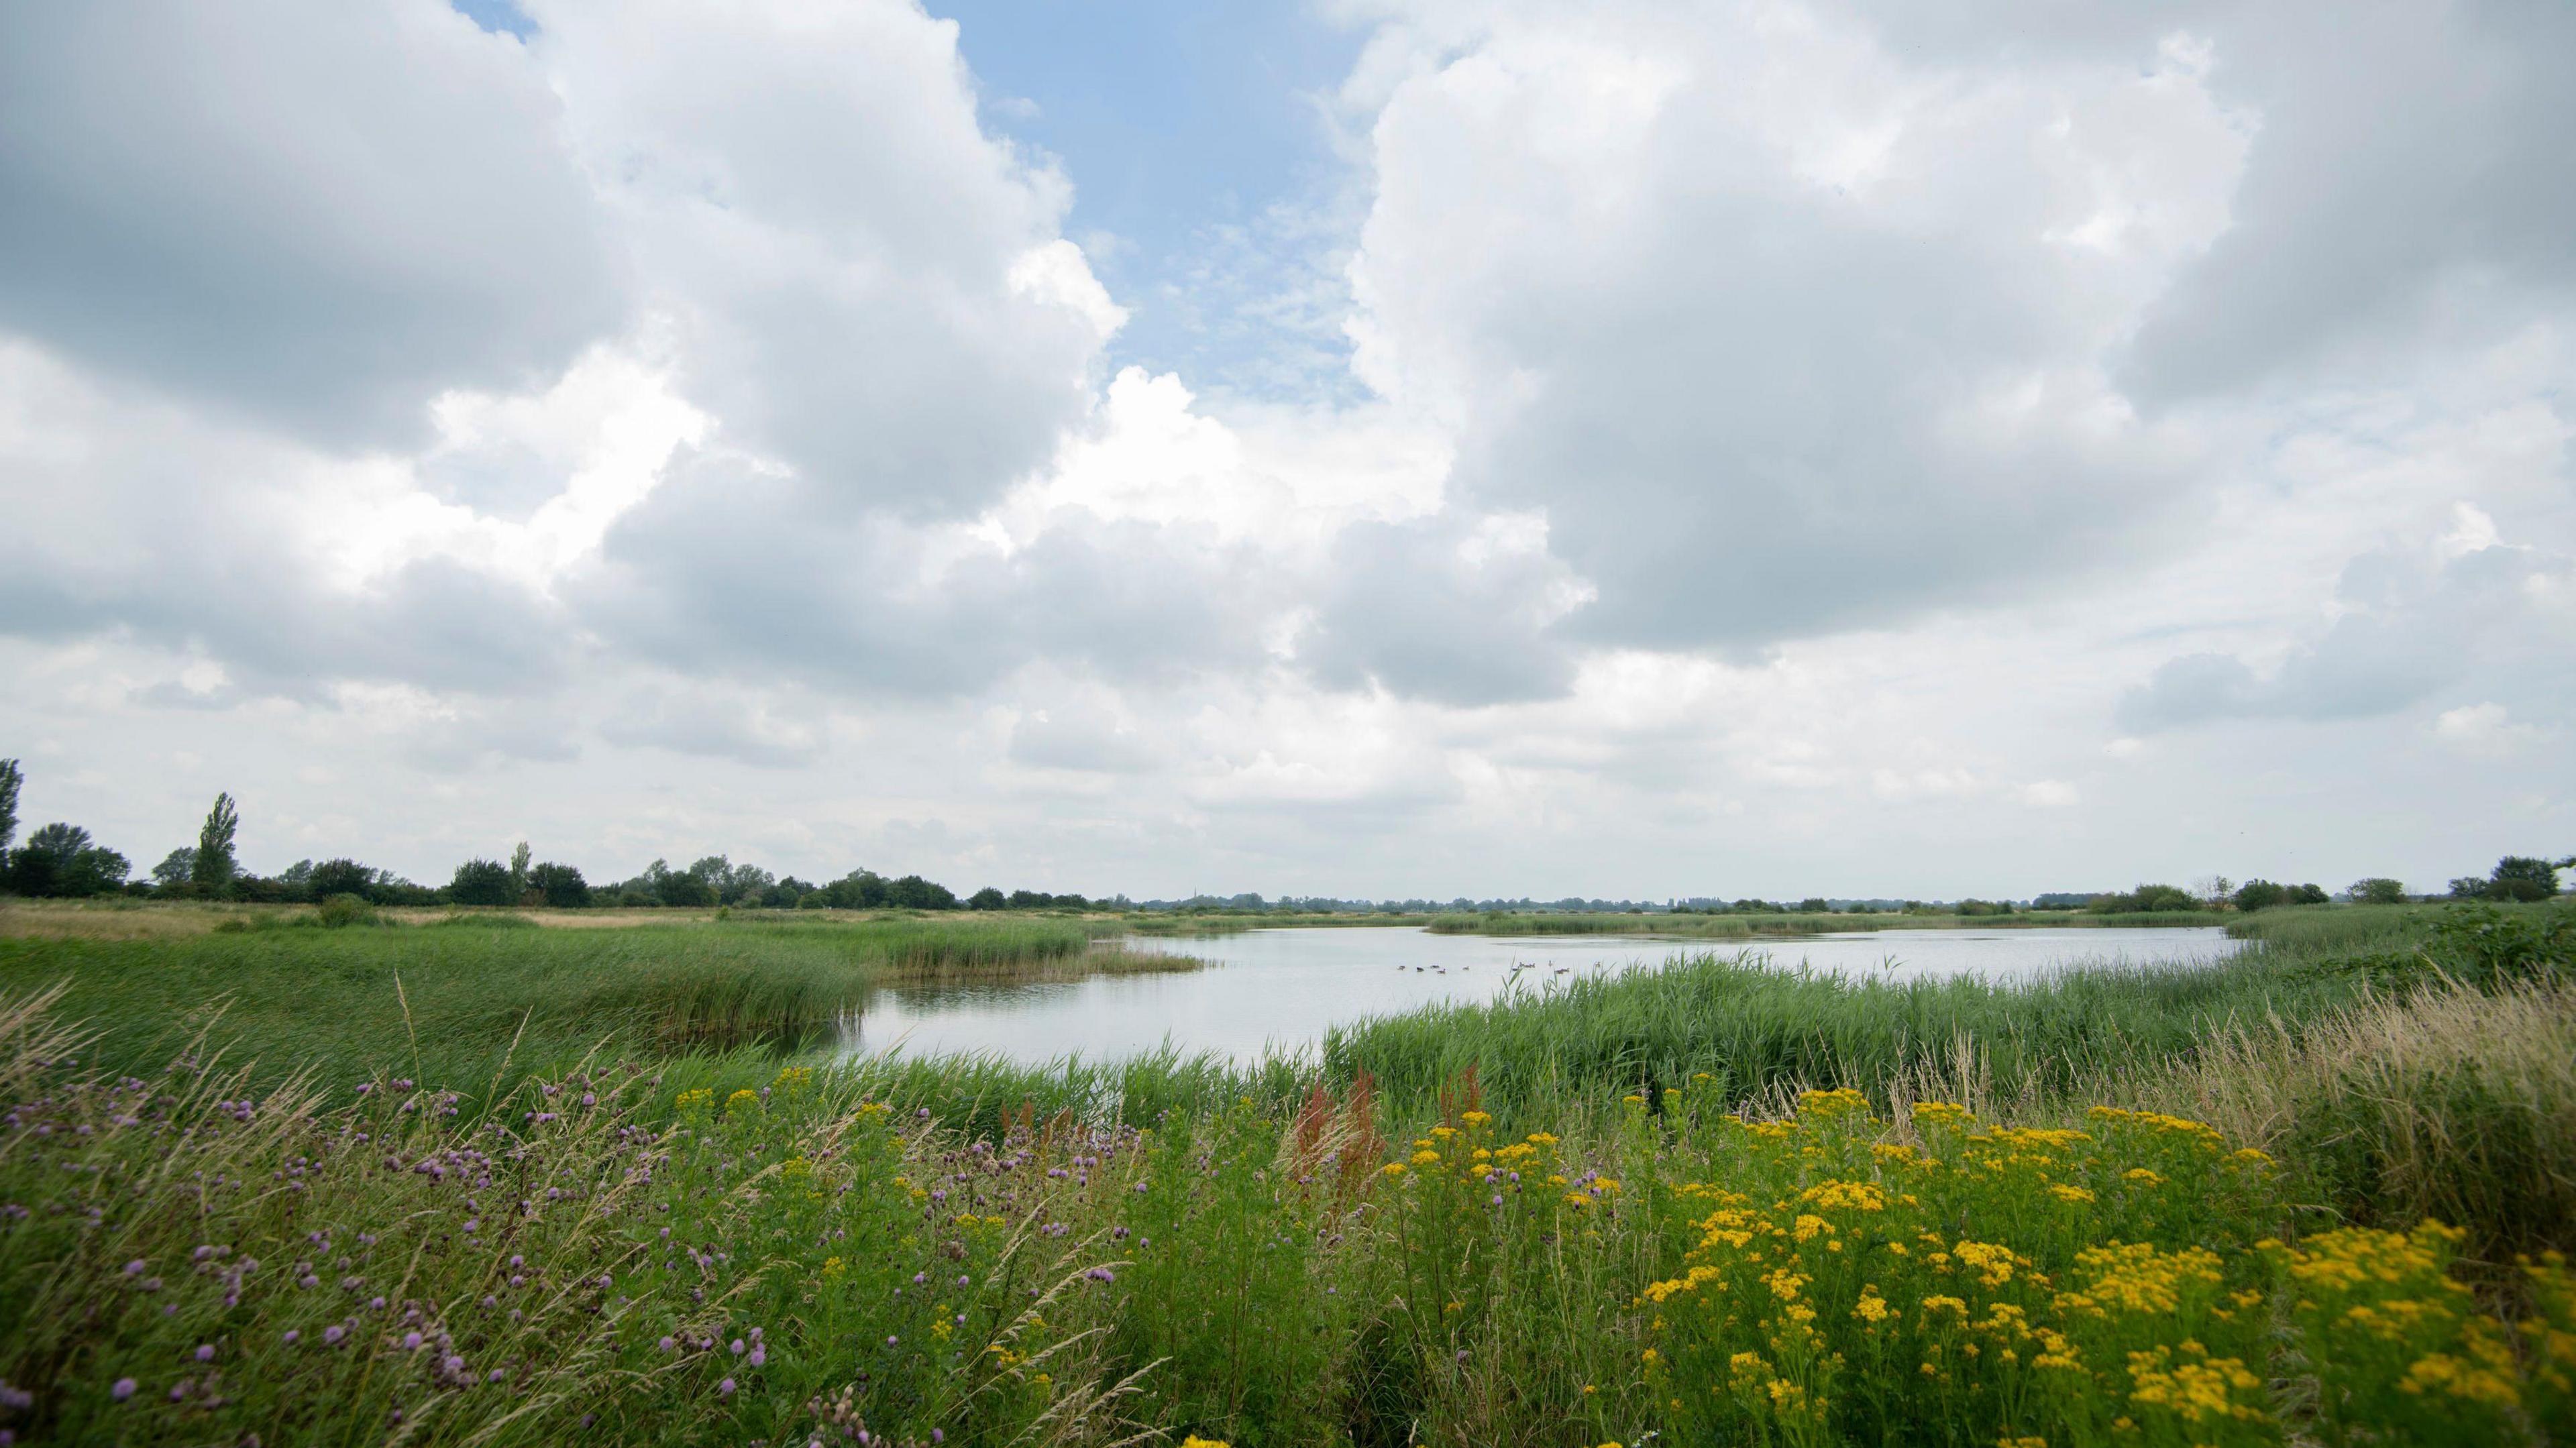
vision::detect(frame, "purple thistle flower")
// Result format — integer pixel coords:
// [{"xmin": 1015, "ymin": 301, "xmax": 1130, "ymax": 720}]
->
[
  {"xmin": 747, "ymin": 1347, "xmax": 765, "ymax": 1367},
  {"xmin": 111, "ymin": 1378, "xmax": 136, "ymax": 1401},
  {"xmin": 123, "ymin": 1260, "xmax": 145, "ymax": 1276},
  {"xmin": 402, "ymin": 1332, "xmax": 423, "ymax": 1351},
  {"xmin": 718, "ymin": 1378, "xmax": 736, "ymax": 1396},
  {"xmin": 730, "ymin": 1339, "xmax": 745, "ymax": 1355},
  {"xmin": 282, "ymin": 1331, "xmax": 299, "ymax": 1345},
  {"xmin": 323, "ymin": 1326, "xmax": 345, "ymax": 1345},
  {"xmin": 194, "ymin": 1345, "xmax": 214, "ymax": 1361}
]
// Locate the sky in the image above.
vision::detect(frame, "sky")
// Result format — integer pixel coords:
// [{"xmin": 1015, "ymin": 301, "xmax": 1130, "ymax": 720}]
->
[{"xmin": 0, "ymin": 0, "xmax": 2570, "ymax": 901}]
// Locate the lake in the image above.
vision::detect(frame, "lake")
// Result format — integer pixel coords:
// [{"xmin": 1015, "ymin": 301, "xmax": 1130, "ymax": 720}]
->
[{"xmin": 839, "ymin": 924, "xmax": 2246, "ymax": 1066}]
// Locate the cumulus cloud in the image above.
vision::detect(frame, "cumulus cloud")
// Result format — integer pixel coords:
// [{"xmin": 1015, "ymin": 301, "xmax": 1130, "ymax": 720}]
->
[
  {"xmin": 1338, "ymin": 0, "xmax": 2247, "ymax": 665},
  {"xmin": 2116, "ymin": 519, "xmax": 2576, "ymax": 732},
  {"xmin": 0, "ymin": 0, "xmax": 619, "ymax": 447},
  {"xmin": 1, "ymin": 0, "xmax": 2572, "ymax": 896}
]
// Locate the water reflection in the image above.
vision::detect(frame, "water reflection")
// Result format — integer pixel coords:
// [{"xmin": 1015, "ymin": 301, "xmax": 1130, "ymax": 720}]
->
[{"xmin": 839, "ymin": 926, "xmax": 2245, "ymax": 1067}]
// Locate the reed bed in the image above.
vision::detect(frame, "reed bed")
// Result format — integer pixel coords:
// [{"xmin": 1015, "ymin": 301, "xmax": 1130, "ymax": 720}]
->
[{"xmin": 1320, "ymin": 950, "xmax": 2359, "ymax": 1127}]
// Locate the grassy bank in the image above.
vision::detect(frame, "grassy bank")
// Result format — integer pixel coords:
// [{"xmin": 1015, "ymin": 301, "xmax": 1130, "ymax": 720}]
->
[
  {"xmin": 0, "ymin": 915, "xmax": 1102, "ymax": 1107},
  {"xmin": 1428, "ymin": 909, "xmax": 2220, "ymax": 936}
]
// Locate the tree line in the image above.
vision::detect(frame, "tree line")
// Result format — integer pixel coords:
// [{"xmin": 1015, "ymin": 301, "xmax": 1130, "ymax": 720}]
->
[
  {"xmin": 0, "ymin": 763, "xmax": 1092, "ymax": 913},
  {"xmin": 0, "ymin": 759, "xmax": 2565, "ymax": 913}
]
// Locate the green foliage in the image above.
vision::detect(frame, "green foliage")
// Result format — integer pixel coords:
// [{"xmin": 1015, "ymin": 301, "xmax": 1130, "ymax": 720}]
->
[
  {"xmin": 0, "ymin": 758, "xmax": 18, "ymax": 852},
  {"xmin": 2089, "ymin": 883, "xmax": 2202, "ymax": 913},
  {"xmin": 194, "ymin": 791, "xmax": 239, "ymax": 893},
  {"xmin": 2488, "ymin": 855, "xmax": 2564, "ymax": 903},
  {"xmin": 447, "ymin": 857, "xmax": 515, "ymax": 907},
  {"xmin": 967, "ymin": 886, "xmax": 1008, "ymax": 911},
  {"xmin": 2233, "ymin": 878, "xmax": 2288, "ymax": 911},
  {"xmin": 527, "ymin": 861, "xmax": 590, "ymax": 907},
  {"xmin": 2350, "ymin": 877, "xmax": 2408, "ymax": 905},
  {"xmin": 0, "ymin": 915, "xmax": 1097, "ymax": 1106},
  {"xmin": 5, "ymin": 822, "xmax": 130, "ymax": 898},
  {"xmin": 315, "ymin": 891, "xmax": 380, "ymax": 928}
]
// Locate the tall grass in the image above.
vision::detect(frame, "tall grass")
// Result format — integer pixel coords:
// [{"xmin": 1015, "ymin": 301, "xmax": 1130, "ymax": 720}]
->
[
  {"xmin": 1321, "ymin": 950, "xmax": 2362, "ymax": 1123},
  {"xmin": 0, "ymin": 915, "xmax": 1097, "ymax": 1107},
  {"xmin": 2124, "ymin": 977, "xmax": 2576, "ymax": 1260},
  {"xmin": 2, "ymin": 985, "xmax": 2569, "ymax": 1447}
]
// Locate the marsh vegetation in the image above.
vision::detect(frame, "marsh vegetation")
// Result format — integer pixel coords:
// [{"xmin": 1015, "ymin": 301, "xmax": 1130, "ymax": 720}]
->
[{"xmin": 0, "ymin": 898, "xmax": 2569, "ymax": 1445}]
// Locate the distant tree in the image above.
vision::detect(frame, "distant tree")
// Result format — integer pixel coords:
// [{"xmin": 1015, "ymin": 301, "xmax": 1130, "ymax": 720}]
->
[
  {"xmin": 449, "ymin": 858, "xmax": 515, "ymax": 907},
  {"xmin": 278, "ymin": 859, "xmax": 316, "ymax": 893},
  {"xmin": 526, "ymin": 861, "xmax": 590, "ymax": 909},
  {"xmin": 2487, "ymin": 856, "xmax": 2563, "ymax": 903},
  {"xmin": 684, "ymin": 856, "xmax": 733, "ymax": 900},
  {"xmin": 824, "ymin": 870, "xmax": 891, "ymax": 909},
  {"xmin": 2091, "ymin": 883, "xmax": 2199, "ymax": 913},
  {"xmin": 508, "ymin": 842, "xmax": 532, "ymax": 899},
  {"xmin": 307, "ymin": 858, "xmax": 378, "ymax": 902},
  {"xmin": 2231, "ymin": 879, "xmax": 2288, "ymax": 912},
  {"xmin": 2449, "ymin": 877, "xmax": 2489, "ymax": 899},
  {"xmin": 2348, "ymin": 877, "xmax": 2407, "ymax": 905},
  {"xmin": 7, "ymin": 823, "xmax": 128, "ymax": 897},
  {"xmin": 968, "ymin": 887, "xmax": 1007, "ymax": 911},
  {"xmin": 0, "ymin": 759, "xmax": 19, "ymax": 852},
  {"xmin": 659, "ymin": 871, "xmax": 714, "ymax": 909},
  {"xmin": 724, "ymin": 863, "xmax": 775, "ymax": 904},
  {"xmin": 2192, "ymin": 876, "xmax": 2234, "ymax": 909},
  {"xmin": 194, "ymin": 793, "xmax": 239, "ymax": 895},
  {"xmin": 887, "ymin": 875, "xmax": 959, "ymax": 910},
  {"xmin": 2287, "ymin": 883, "xmax": 2330, "ymax": 905},
  {"xmin": 151, "ymin": 847, "xmax": 197, "ymax": 889},
  {"xmin": 1796, "ymin": 897, "xmax": 1832, "ymax": 914}
]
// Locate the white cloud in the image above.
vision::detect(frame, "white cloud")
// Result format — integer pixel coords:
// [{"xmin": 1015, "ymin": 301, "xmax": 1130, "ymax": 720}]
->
[{"xmin": 0, "ymin": 0, "xmax": 2571, "ymax": 899}]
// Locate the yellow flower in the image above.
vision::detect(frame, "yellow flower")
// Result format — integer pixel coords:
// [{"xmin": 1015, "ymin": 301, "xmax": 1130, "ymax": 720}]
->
[
  {"xmin": 1460, "ymin": 1109, "xmax": 1493, "ymax": 1127},
  {"xmin": 1381, "ymin": 1162, "xmax": 1406, "ymax": 1177},
  {"xmin": 2049, "ymin": 1184, "xmax": 2096, "ymax": 1205},
  {"xmin": 674, "ymin": 1088, "xmax": 714, "ymax": 1112}
]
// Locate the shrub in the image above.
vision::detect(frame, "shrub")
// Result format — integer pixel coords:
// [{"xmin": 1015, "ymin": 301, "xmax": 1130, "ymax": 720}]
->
[{"xmin": 315, "ymin": 892, "xmax": 379, "ymax": 929}]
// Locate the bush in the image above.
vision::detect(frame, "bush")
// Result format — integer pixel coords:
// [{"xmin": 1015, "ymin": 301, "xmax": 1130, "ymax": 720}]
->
[
  {"xmin": 315, "ymin": 892, "xmax": 379, "ymax": 929},
  {"xmin": 2351, "ymin": 877, "xmax": 2409, "ymax": 905}
]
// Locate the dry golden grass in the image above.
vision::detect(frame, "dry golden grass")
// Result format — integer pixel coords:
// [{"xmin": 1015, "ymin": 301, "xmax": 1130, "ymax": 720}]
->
[
  {"xmin": 2116, "ymin": 978, "xmax": 2576, "ymax": 1256},
  {"xmin": 0, "ymin": 899, "xmax": 288, "ymax": 939}
]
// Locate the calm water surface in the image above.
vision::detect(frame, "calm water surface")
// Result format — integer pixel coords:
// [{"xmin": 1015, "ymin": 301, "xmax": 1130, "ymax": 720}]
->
[{"xmin": 839, "ymin": 925, "xmax": 2244, "ymax": 1066}]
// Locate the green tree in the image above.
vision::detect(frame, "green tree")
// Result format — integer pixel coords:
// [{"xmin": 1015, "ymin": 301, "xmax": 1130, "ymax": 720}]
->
[
  {"xmin": 0, "ymin": 759, "xmax": 20, "ymax": 852},
  {"xmin": 527, "ymin": 862, "xmax": 590, "ymax": 908},
  {"xmin": 195, "ymin": 792, "xmax": 239, "ymax": 894},
  {"xmin": 7, "ymin": 824, "xmax": 128, "ymax": 897},
  {"xmin": 2348, "ymin": 877, "xmax": 2407, "ymax": 905},
  {"xmin": 508, "ymin": 842, "xmax": 532, "ymax": 899},
  {"xmin": 151, "ymin": 847, "xmax": 197, "ymax": 889},
  {"xmin": 1796, "ymin": 897, "xmax": 1832, "ymax": 913},
  {"xmin": 2231, "ymin": 879, "xmax": 2288, "ymax": 912},
  {"xmin": 2486, "ymin": 856, "xmax": 2562, "ymax": 902},
  {"xmin": 887, "ymin": 875, "xmax": 958, "ymax": 910},
  {"xmin": 2287, "ymin": 883, "xmax": 2330, "ymax": 905},
  {"xmin": 448, "ymin": 858, "xmax": 515, "ymax": 907},
  {"xmin": 967, "ymin": 886, "xmax": 1007, "ymax": 911},
  {"xmin": 307, "ymin": 858, "xmax": 378, "ymax": 902}
]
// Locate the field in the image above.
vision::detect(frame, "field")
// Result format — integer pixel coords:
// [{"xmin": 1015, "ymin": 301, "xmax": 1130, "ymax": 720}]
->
[{"xmin": 0, "ymin": 900, "xmax": 2570, "ymax": 1445}]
